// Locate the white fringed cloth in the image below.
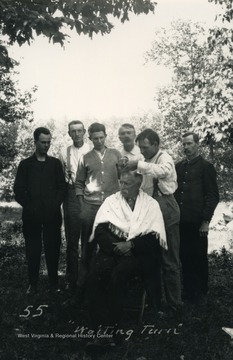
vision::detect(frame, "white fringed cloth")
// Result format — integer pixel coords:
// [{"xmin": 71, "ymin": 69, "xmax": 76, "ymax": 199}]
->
[{"xmin": 89, "ymin": 190, "xmax": 167, "ymax": 249}]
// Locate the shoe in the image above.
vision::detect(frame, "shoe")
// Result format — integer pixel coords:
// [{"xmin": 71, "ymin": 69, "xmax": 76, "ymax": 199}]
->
[
  {"xmin": 143, "ymin": 309, "xmax": 165, "ymax": 323},
  {"xmin": 26, "ymin": 285, "xmax": 37, "ymax": 295},
  {"xmin": 50, "ymin": 285, "xmax": 61, "ymax": 293}
]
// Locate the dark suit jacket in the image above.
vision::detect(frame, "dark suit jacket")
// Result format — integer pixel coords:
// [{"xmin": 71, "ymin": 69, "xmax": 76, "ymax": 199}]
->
[
  {"xmin": 175, "ymin": 155, "xmax": 219, "ymax": 223},
  {"xmin": 14, "ymin": 154, "xmax": 66, "ymax": 223}
]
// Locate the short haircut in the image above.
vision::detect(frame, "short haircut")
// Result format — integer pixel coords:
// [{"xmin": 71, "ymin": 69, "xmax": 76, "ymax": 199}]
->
[
  {"xmin": 68, "ymin": 120, "xmax": 85, "ymax": 131},
  {"xmin": 33, "ymin": 127, "xmax": 51, "ymax": 141},
  {"xmin": 88, "ymin": 122, "xmax": 106, "ymax": 136},
  {"xmin": 182, "ymin": 132, "xmax": 199, "ymax": 143},
  {"xmin": 136, "ymin": 128, "xmax": 160, "ymax": 146},
  {"xmin": 119, "ymin": 123, "xmax": 135, "ymax": 132},
  {"xmin": 120, "ymin": 169, "xmax": 143, "ymax": 184}
]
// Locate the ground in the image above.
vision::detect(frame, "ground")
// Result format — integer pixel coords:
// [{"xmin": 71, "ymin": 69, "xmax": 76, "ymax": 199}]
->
[{"xmin": 0, "ymin": 203, "xmax": 233, "ymax": 360}]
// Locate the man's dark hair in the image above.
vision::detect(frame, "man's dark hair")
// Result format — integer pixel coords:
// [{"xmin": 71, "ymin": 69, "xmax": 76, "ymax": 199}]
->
[
  {"xmin": 182, "ymin": 132, "xmax": 199, "ymax": 143},
  {"xmin": 33, "ymin": 127, "xmax": 51, "ymax": 141},
  {"xmin": 68, "ymin": 120, "xmax": 85, "ymax": 131},
  {"xmin": 136, "ymin": 128, "xmax": 160, "ymax": 145},
  {"xmin": 88, "ymin": 122, "xmax": 106, "ymax": 136}
]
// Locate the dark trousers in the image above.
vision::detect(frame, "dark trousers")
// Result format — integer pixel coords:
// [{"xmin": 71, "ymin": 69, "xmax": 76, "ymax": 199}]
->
[
  {"xmin": 87, "ymin": 245, "xmax": 161, "ymax": 329},
  {"xmin": 23, "ymin": 219, "xmax": 61, "ymax": 287},
  {"xmin": 63, "ymin": 186, "xmax": 81, "ymax": 286},
  {"xmin": 179, "ymin": 222, "xmax": 208, "ymax": 300},
  {"xmin": 80, "ymin": 202, "xmax": 100, "ymax": 267},
  {"xmin": 154, "ymin": 194, "xmax": 182, "ymax": 308},
  {"xmin": 77, "ymin": 202, "xmax": 100, "ymax": 286}
]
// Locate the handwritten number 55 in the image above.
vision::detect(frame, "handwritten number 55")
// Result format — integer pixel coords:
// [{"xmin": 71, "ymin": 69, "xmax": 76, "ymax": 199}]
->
[{"xmin": 19, "ymin": 305, "xmax": 48, "ymax": 318}]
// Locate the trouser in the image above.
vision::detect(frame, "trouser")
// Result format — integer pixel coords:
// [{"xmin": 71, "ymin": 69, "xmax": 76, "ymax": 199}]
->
[
  {"xmin": 63, "ymin": 186, "xmax": 82, "ymax": 286},
  {"xmin": 179, "ymin": 222, "xmax": 208, "ymax": 300},
  {"xmin": 23, "ymin": 218, "xmax": 61, "ymax": 287},
  {"xmin": 154, "ymin": 194, "xmax": 182, "ymax": 308},
  {"xmin": 77, "ymin": 202, "xmax": 100, "ymax": 286},
  {"xmin": 80, "ymin": 202, "xmax": 100, "ymax": 268},
  {"xmin": 87, "ymin": 246, "xmax": 161, "ymax": 330}
]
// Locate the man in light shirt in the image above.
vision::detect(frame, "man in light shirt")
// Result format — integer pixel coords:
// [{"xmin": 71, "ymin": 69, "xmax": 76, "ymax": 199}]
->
[
  {"xmin": 59, "ymin": 120, "xmax": 90, "ymax": 291},
  {"xmin": 118, "ymin": 123, "xmax": 143, "ymax": 161},
  {"xmin": 125, "ymin": 128, "xmax": 182, "ymax": 314}
]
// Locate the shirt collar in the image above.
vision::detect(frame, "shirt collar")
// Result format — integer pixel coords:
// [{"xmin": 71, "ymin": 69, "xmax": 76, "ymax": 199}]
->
[{"xmin": 185, "ymin": 154, "xmax": 201, "ymax": 165}]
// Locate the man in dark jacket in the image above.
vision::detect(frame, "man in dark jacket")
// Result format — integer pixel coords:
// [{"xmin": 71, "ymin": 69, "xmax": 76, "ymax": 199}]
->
[
  {"xmin": 14, "ymin": 127, "xmax": 66, "ymax": 294},
  {"xmin": 175, "ymin": 132, "xmax": 219, "ymax": 304}
]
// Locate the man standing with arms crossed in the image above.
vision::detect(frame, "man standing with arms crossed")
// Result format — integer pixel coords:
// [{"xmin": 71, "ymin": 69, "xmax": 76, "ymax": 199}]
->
[
  {"xmin": 59, "ymin": 120, "xmax": 90, "ymax": 291},
  {"xmin": 125, "ymin": 128, "xmax": 182, "ymax": 314},
  {"xmin": 175, "ymin": 132, "xmax": 219, "ymax": 305}
]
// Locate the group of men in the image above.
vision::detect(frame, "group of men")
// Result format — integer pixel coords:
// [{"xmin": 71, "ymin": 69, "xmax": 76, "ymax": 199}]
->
[{"xmin": 14, "ymin": 121, "xmax": 219, "ymax": 339}]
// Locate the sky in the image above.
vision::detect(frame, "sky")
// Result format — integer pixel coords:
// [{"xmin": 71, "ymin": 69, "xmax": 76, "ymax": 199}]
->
[{"xmin": 9, "ymin": 0, "xmax": 221, "ymax": 124}]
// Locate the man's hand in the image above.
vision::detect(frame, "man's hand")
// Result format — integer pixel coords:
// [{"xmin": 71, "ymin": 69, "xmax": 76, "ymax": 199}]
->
[
  {"xmin": 199, "ymin": 221, "xmax": 209, "ymax": 237},
  {"xmin": 113, "ymin": 241, "xmax": 132, "ymax": 256},
  {"xmin": 124, "ymin": 160, "xmax": 138, "ymax": 171}
]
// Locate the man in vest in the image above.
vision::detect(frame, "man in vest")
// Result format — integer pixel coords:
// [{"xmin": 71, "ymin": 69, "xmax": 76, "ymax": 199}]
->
[{"xmin": 59, "ymin": 120, "xmax": 90, "ymax": 291}]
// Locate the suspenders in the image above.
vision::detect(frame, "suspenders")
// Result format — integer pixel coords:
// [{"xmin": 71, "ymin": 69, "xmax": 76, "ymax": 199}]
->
[
  {"xmin": 67, "ymin": 145, "xmax": 74, "ymax": 185},
  {"xmin": 152, "ymin": 152, "xmax": 165, "ymax": 197}
]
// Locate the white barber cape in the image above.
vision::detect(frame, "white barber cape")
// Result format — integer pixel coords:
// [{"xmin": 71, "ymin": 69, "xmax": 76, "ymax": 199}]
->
[{"xmin": 89, "ymin": 189, "xmax": 167, "ymax": 249}]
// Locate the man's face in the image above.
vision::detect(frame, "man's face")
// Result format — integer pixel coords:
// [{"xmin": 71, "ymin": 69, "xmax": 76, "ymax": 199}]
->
[
  {"xmin": 90, "ymin": 131, "xmax": 106, "ymax": 151},
  {"xmin": 138, "ymin": 138, "xmax": 159, "ymax": 160},
  {"xmin": 69, "ymin": 124, "xmax": 85, "ymax": 145},
  {"xmin": 119, "ymin": 126, "xmax": 135, "ymax": 147},
  {"xmin": 35, "ymin": 133, "xmax": 51, "ymax": 155},
  {"xmin": 182, "ymin": 135, "xmax": 199, "ymax": 159},
  {"xmin": 120, "ymin": 173, "xmax": 140, "ymax": 200}
]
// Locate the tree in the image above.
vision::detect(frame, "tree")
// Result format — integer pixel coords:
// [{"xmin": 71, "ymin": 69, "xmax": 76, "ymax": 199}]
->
[
  {"xmin": 0, "ymin": 59, "xmax": 36, "ymax": 200},
  {"xmin": 0, "ymin": 0, "xmax": 156, "ymax": 66},
  {"xmin": 146, "ymin": 19, "xmax": 233, "ymax": 150},
  {"xmin": 146, "ymin": 19, "xmax": 233, "ymax": 198}
]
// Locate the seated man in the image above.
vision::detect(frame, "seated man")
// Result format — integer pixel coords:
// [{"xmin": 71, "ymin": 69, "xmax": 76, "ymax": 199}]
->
[{"xmin": 86, "ymin": 169, "xmax": 167, "ymax": 346}]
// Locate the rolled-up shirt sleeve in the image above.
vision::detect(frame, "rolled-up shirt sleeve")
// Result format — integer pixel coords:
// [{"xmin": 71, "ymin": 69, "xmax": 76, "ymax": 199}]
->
[{"xmin": 137, "ymin": 156, "xmax": 174, "ymax": 179}]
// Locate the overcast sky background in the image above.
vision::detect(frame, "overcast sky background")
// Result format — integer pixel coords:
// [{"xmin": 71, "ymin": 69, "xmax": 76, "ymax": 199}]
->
[{"xmin": 9, "ymin": 0, "xmax": 220, "ymax": 124}]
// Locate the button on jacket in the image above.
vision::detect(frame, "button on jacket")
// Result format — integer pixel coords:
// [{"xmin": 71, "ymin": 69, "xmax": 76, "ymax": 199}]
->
[
  {"xmin": 75, "ymin": 148, "xmax": 121, "ymax": 205},
  {"xmin": 175, "ymin": 155, "xmax": 219, "ymax": 223},
  {"xmin": 14, "ymin": 154, "xmax": 66, "ymax": 223}
]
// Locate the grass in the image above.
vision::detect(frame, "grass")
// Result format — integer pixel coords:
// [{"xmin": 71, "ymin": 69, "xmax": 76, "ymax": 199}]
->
[{"xmin": 1, "ymin": 221, "xmax": 233, "ymax": 360}]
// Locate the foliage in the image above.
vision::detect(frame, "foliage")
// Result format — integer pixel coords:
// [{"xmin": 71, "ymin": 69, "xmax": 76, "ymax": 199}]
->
[
  {"xmin": 145, "ymin": 19, "xmax": 233, "ymax": 148},
  {"xmin": 145, "ymin": 19, "xmax": 233, "ymax": 199},
  {"xmin": 0, "ymin": 61, "xmax": 36, "ymax": 175},
  {"xmin": 0, "ymin": 54, "xmax": 36, "ymax": 200},
  {"xmin": 0, "ymin": 0, "xmax": 156, "ymax": 66}
]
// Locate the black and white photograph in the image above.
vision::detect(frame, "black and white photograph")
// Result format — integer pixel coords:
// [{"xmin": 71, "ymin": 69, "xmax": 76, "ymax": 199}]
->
[{"xmin": 0, "ymin": 0, "xmax": 233, "ymax": 359}]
